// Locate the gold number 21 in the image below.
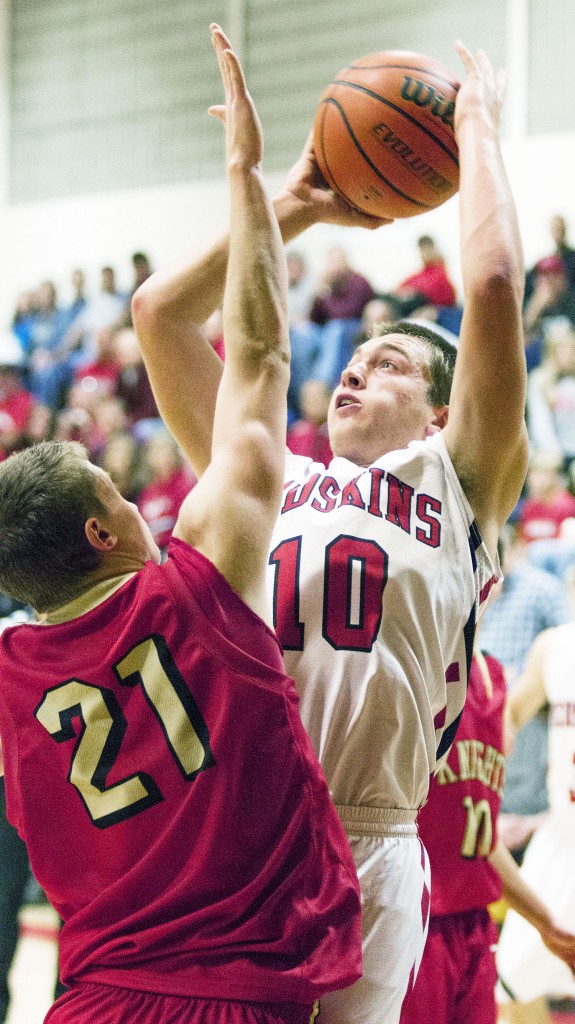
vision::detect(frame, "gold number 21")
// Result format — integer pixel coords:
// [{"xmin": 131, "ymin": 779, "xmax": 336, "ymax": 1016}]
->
[{"xmin": 35, "ymin": 634, "xmax": 214, "ymax": 829}]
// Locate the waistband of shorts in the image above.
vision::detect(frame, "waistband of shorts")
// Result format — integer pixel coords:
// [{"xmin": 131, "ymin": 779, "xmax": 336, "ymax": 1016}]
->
[
  {"xmin": 334, "ymin": 804, "xmax": 418, "ymax": 837},
  {"xmin": 54, "ymin": 981, "xmax": 320, "ymax": 1024}
]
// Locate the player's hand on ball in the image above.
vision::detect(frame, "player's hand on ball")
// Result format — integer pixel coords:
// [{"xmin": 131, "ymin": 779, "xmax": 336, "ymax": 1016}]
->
[
  {"xmin": 454, "ymin": 41, "xmax": 505, "ymax": 136},
  {"xmin": 279, "ymin": 130, "xmax": 393, "ymax": 231},
  {"xmin": 208, "ymin": 24, "xmax": 263, "ymax": 172}
]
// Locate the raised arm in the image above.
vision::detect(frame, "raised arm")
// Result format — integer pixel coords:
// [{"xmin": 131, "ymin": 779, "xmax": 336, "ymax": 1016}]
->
[
  {"xmin": 132, "ymin": 134, "xmax": 388, "ymax": 478},
  {"xmin": 169, "ymin": 25, "xmax": 287, "ymax": 621},
  {"xmin": 443, "ymin": 43, "xmax": 529, "ymax": 556}
]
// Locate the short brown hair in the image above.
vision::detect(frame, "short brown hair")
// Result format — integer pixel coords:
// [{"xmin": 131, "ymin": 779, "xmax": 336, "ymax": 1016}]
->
[
  {"xmin": 370, "ymin": 320, "xmax": 457, "ymax": 407},
  {"xmin": 0, "ymin": 441, "xmax": 106, "ymax": 611}
]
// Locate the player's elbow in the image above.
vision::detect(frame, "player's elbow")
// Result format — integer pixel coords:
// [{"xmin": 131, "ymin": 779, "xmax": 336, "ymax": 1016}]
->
[
  {"xmin": 236, "ymin": 421, "xmax": 285, "ymax": 501},
  {"xmin": 130, "ymin": 281, "xmax": 158, "ymax": 338},
  {"xmin": 471, "ymin": 249, "xmax": 524, "ymax": 310}
]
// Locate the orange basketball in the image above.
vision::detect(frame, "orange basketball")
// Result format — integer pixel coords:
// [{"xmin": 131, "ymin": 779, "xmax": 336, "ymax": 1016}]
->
[{"xmin": 313, "ymin": 51, "xmax": 460, "ymax": 220}]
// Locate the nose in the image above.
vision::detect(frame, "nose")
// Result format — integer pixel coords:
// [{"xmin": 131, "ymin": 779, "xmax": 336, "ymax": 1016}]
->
[{"xmin": 341, "ymin": 362, "xmax": 365, "ymax": 389}]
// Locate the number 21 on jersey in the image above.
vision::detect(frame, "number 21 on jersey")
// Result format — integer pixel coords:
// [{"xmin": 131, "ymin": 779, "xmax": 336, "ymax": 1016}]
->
[{"xmin": 35, "ymin": 633, "xmax": 214, "ymax": 829}]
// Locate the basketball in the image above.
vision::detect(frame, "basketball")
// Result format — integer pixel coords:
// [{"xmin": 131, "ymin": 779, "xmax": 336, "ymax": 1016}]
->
[{"xmin": 313, "ymin": 51, "xmax": 460, "ymax": 220}]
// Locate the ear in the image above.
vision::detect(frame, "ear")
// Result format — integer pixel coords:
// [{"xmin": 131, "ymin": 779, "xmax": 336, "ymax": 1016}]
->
[
  {"xmin": 425, "ymin": 405, "xmax": 449, "ymax": 435},
  {"xmin": 84, "ymin": 516, "xmax": 118, "ymax": 553}
]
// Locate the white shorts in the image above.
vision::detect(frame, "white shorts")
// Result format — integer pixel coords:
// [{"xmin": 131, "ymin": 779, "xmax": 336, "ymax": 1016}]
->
[
  {"xmin": 497, "ymin": 812, "xmax": 575, "ymax": 1003},
  {"xmin": 320, "ymin": 810, "xmax": 430, "ymax": 1024}
]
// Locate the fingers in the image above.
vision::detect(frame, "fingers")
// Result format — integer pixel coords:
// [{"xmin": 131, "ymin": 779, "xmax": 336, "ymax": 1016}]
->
[
  {"xmin": 224, "ymin": 44, "xmax": 249, "ymax": 97},
  {"xmin": 496, "ymin": 68, "xmax": 507, "ymax": 104},
  {"xmin": 454, "ymin": 38, "xmax": 474, "ymax": 72},
  {"xmin": 455, "ymin": 38, "xmax": 501, "ymax": 89},
  {"xmin": 211, "ymin": 26, "xmax": 232, "ymax": 97},
  {"xmin": 211, "ymin": 23, "xmax": 250, "ymax": 104}
]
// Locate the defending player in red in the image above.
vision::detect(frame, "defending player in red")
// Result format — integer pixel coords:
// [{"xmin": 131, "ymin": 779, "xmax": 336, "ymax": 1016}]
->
[{"xmin": 0, "ymin": 26, "xmax": 361, "ymax": 1024}]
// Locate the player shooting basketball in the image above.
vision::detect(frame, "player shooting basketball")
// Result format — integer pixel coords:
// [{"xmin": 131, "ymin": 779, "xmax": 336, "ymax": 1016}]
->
[{"xmin": 133, "ymin": 39, "xmax": 528, "ymax": 1024}]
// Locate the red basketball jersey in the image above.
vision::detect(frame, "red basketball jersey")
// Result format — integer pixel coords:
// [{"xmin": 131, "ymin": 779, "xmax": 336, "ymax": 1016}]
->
[
  {"xmin": 417, "ymin": 653, "xmax": 506, "ymax": 915},
  {"xmin": 0, "ymin": 538, "xmax": 361, "ymax": 1003}
]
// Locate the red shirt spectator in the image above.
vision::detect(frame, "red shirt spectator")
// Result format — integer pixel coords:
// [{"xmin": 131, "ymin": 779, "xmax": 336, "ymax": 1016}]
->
[
  {"xmin": 74, "ymin": 326, "xmax": 121, "ymax": 397},
  {"xmin": 287, "ymin": 380, "xmax": 333, "ymax": 469},
  {"xmin": 287, "ymin": 420, "xmax": 332, "ymax": 469},
  {"xmin": 137, "ymin": 431, "xmax": 196, "ymax": 550},
  {"xmin": 519, "ymin": 450, "xmax": 575, "ymax": 543},
  {"xmin": 0, "ymin": 337, "xmax": 37, "ymax": 460},
  {"xmin": 310, "ymin": 247, "xmax": 374, "ymax": 325},
  {"xmin": 396, "ymin": 236, "xmax": 457, "ymax": 308}
]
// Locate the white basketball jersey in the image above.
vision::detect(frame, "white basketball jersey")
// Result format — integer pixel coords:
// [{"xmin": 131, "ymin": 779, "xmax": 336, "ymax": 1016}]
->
[
  {"xmin": 542, "ymin": 624, "xmax": 575, "ymax": 815},
  {"xmin": 267, "ymin": 432, "xmax": 499, "ymax": 811}
]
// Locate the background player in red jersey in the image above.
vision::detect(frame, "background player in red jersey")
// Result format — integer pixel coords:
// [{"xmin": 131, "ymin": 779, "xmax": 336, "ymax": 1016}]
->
[
  {"xmin": 399, "ymin": 649, "xmax": 575, "ymax": 1024},
  {"xmin": 0, "ymin": 25, "xmax": 362, "ymax": 1024}
]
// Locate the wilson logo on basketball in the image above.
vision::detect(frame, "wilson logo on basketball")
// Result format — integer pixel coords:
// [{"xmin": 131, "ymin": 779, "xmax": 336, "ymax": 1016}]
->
[
  {"xmin": 370, "ymin": 123, "xmax": 452, "ymax": 194},
  {"xmin": 400, "ymin": 76, "xmax": 456, "ymax": 128}
]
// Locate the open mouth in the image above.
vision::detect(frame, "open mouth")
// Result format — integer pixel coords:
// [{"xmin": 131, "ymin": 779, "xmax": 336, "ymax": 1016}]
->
[{"xmin": 335, "ymin": 393, "xmax": 361, "ymax": 410}]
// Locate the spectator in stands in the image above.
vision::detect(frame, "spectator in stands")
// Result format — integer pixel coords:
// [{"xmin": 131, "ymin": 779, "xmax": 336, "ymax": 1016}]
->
[
  {"xmin": 89, "ymin": 395, "xmax": 130, "ymax": 462},
  {"xmin": 100, "ymin": 430, "xmax": 145, "ymax": 502},
  {"xmin": 131, "ymin": 251, "xmax": 152, "ymax": 290},
  {"xmin": 0, "ymin": 335, "xmax": 38, "ymax": 461},
  {"xmin": 518, "ymin": 449, "xmax": 575, "ymax": 582},
  {"xmin": 73, "ymin": 326, "xmax": 121, "ymax": 398},
  {"xmin": 305, "ymin": 245, "xmax": 374, "ymax": 388},
  {"xmin": 62, "ymin": 265, "xmax": 126, "ymax": 365},
  {"xmin": 519, "ymin": 449, "xmax": 575, "ymax": 545},
  {"xmin": 137, "ymin": 428, "xmax": 196, "ymax": 552},
  {"xmin": 53, "ymin": 391, "xmax": 126, "ymax": 463},
  {"xmin": 526, "ymin": 215, "xmax": 575, "ymax": 303},
  {"xmin": 14, "ymin": 403, "xmax": 52, "ymax": 452},
  {"xmin": 287, "ymin": 250, "xmax": 314, "ymax": 326},
  {"xmin": 523, "ymin": 257, "xmax": 575, "ymax": 368},
  {"xmin": 394, "ymin": 234, "xmax": 457, "ymax": 314},
  {"xmin": 527, "ymin": 318, "xmax": 575, "ymax": 468},
  {"xmin": 549, "ymin": 215, "xmax": 575, "ymax": 291},
  {"xmin": 10, "ymin": 292, "xmax": 35, "ymax": 355},
  {"xmin": 286, "ymin": 379, "xmax": 332, "ymax": 468},
  {"xmin": 117, "ymin": 252, "xmax": 153, "ymax": 329},
  {"xmin": 25, "ymin": 281, "xmax": 71, "ymax": 409},
  {"xmin": 66, "ymin": 268, "xmax": 88, "ymax": 325},
  {"xmin": 114, "ymin": 327, "xmax": 161, "ymax": 438},
  {"xmin": 351, "ymin": 295, "xmax": 404, "ymax": 352}
]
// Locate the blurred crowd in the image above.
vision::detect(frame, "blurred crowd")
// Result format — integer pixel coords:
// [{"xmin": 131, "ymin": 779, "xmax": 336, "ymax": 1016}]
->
[{"xmin": 5, "ymin": 218, "xmax": 575, "ymax": 601}]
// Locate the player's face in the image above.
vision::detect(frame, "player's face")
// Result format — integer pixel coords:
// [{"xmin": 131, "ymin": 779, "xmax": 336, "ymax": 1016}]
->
[
  {"xmin": 328, "ymin": 334, "xmax": 442, "ymax": 466},
  {"xmin": 89, "ymin": 465, "xmax": 161, "ymax": 565}
]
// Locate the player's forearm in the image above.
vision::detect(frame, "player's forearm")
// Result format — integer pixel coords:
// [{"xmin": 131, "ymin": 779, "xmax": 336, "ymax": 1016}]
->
[
  {"xmin": 132, "ymin": 190, "xmax": 312, "ymax": 339},
  {"xmin": 131, "ymin": 231, "xmax": 230, "ymax": 334},
  {"xmin": 457, "ymin": 114, "xmax": 524, "ymax": 320},
  {"xmin": 225, "ymin": 165, "xmax": 289, "ymax": 368},
  {"xmin": 489, "ymin": 838, "xmax": 551, "ymax": 932}
]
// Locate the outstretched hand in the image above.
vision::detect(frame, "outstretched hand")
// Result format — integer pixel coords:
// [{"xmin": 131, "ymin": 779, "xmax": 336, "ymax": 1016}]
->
[
  {"xmin": 277, "ymin": 129, "xmax": 392, "ymax": 231},
  {"xmin": 454, "ymin": 40, "xmax": 505, "ymax": 135},
  {"xmin": 540, "ymin": 919, "xmax": 575, "ymax": 977},
  {"xmin": 208, "ymin": 24, "xmax": 263, "ymax": 172}
]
